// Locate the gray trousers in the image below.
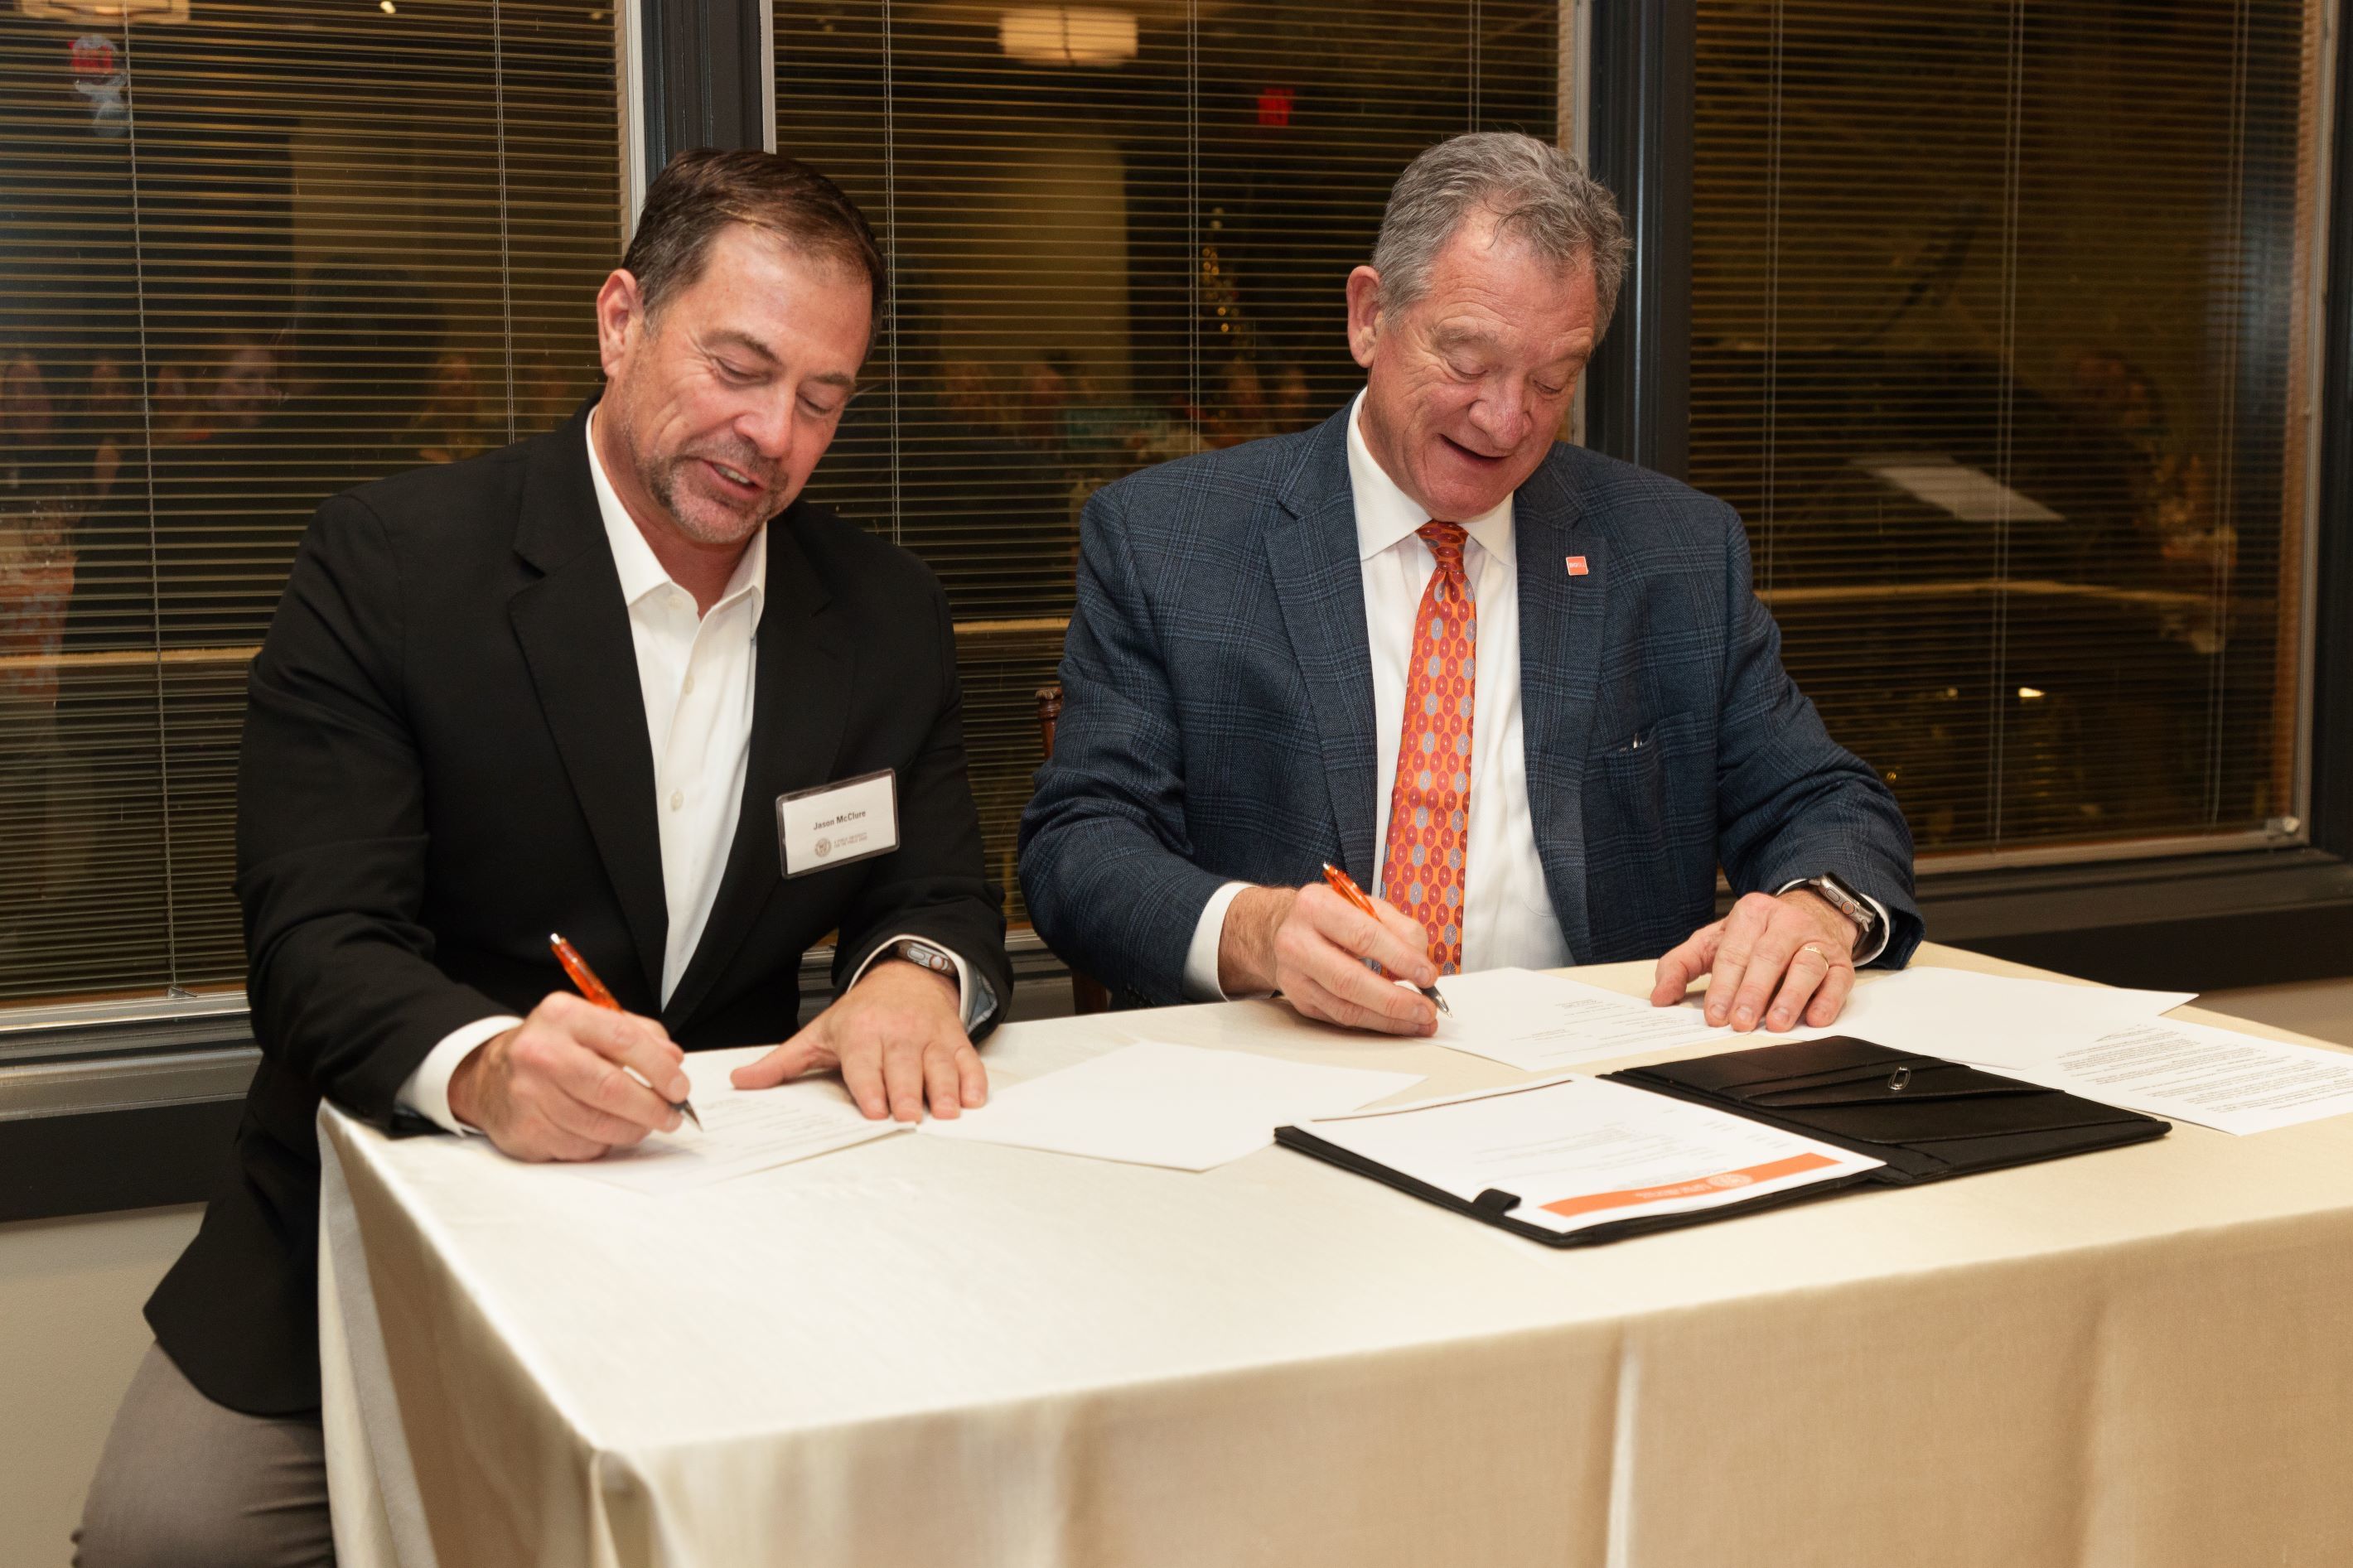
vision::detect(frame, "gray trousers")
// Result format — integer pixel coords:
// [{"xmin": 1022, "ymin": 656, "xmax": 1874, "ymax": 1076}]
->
[{"xmin": 75, "ymin": 1343, "xmax": 336, "ymax": 1568}]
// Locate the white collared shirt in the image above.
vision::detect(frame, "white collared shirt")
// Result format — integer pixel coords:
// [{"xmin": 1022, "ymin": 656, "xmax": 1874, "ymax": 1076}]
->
[
  {"xmin": 592, "ymin": 411, "xmax": 768, "ymax": 1000},
  {"xmin": 399, "ymin": 413, "xmax": 986, "ymax": 1134},
  {"xmin": 1181, "ymin": 391, "xmax": 1571, "ymax": 996}
]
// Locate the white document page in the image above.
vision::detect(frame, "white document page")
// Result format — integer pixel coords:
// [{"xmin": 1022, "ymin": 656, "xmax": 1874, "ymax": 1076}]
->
[
  {"xmin": 575, "ymin": 1047, "xmax": 903, "ymax": 1195},
  {"xmin": 918, "ymin": 1040, "xmax": 1423, "ymax": 1171},
  {"xmin": 1431, "ymin": 969, "xmax": 1733, "ymax": 1071},
  {"xmin": 1296, "ymin": 1075, "xmax": 1883, "ymax": 1237},
  {"xmin": 1946, "ymin": 1016, "xmax": 2353, "ymax": 1136},
  {"xmin": 1828, "ymin": 968, "xmax": 2195, "ymax": 1058},
  {"xmin": 1431, "ymin": 967, "xmax": 2196, "ymax": 1075}
]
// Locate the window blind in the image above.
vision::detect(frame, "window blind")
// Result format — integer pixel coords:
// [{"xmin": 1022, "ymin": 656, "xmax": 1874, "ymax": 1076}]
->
[
  {"xmin": 1689, "ymin": 0, "xmax": 2325, "ymax": 859},
  {"xmin": 779, "ymin": 0, "xmax": 1561, "ymax": 919},
  {"xmin": 0, "ymin": 0, "xmax": 618, "ymax": 1006}
]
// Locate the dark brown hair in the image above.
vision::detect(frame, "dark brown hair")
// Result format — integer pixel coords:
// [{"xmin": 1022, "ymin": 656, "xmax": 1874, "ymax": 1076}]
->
[{"xmin": 621, "ymin": 147, "xmax": 886, "ymax": 324}]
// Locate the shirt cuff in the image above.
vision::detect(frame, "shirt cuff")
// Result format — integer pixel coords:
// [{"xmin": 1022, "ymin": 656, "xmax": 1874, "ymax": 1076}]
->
[
  {"xmin": 1776, "ymin": 880, "xmax": 1894, "ymax": 967},
  {"xmin": 851, "ymin": 936, "xmax": 998, "ymax": 1033},
  {"xmin": 395, "ymin": 1015, "xmax": 525, "ymax": 1136},
  {"xmin": 1182, "ymin": 880, "xmax": 1259, "ymax": 1002}
]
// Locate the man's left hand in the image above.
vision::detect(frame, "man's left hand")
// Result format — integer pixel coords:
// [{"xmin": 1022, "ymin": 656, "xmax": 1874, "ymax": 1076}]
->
[
  {"xmin": 730, "ymin": 958, "xmax": 986, "ymax": 1121},
  {"xmin": 1648, "ymin": 890, "xmax": 1861, "ymax": 1031}
]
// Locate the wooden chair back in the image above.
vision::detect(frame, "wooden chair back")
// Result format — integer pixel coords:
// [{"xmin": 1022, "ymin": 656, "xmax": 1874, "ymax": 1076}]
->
[{"xmin": 1034, "ymin": 683, "xmax": 1112, "ymax": 1016}]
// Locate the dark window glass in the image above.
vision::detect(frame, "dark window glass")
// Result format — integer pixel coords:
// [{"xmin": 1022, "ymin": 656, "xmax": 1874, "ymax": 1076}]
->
[
  {"xmin": 0, "ymin": 0, "xmax": 620, "ymax": 1003},
  {"xmin": 1691, "ymin": 1, "xmax": 2324, "ymax": 857}
]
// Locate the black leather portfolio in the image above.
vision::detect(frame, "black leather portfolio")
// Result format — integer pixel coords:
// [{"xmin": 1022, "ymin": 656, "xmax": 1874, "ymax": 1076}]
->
[
  {"xmin": 1602, "ymin": 1035, "xmax": 2171, "ymax": 1184},
  {"xmin": 1274, "ymin": 1036, "xmax": 2171, "ymax": 1249}
]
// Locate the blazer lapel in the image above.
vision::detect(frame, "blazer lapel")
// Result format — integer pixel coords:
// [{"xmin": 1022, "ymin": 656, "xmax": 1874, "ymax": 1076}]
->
[
  {"xmin": 1265, "ymin": 411, "xmax": 1380, "ymax": 883},
  {"xmin": 507, "ymin": 408, "xmax": 669, "ymax": 1002},
  {"xmin": 662, "ymin": 508, "xmax": 851, "ymax": 1025},
  {"xmin": 1514, "ymin": 452, "xmax": 1600, "ymax": 962}
]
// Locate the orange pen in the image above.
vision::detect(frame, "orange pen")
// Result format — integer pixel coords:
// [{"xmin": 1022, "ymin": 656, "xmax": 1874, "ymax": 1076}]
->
[
  {"xmin": 1319, "ymin": 863, "xmax": 1451, "ymax": 1014},
  {"xmin": 549, "ymin": 931, "xmax": 701, "ymax": 1129}
]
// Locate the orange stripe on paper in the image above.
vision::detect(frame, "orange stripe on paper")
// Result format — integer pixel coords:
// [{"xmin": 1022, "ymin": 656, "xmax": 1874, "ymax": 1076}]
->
[{"xmin": 1539, "ymin": 1151, "xmax": 1840, "ymax": 1220}]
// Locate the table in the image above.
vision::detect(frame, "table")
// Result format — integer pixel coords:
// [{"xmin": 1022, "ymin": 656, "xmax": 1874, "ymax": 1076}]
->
[{"xmin": 317, "ymin": 945, "xmax": 2353, "ymax": 1567}]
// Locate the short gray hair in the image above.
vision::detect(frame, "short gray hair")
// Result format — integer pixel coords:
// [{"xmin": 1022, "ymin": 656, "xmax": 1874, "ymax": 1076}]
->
[{"xmin": 1369, "ymin": 133, "xmax": 1631, "ymax": 333}]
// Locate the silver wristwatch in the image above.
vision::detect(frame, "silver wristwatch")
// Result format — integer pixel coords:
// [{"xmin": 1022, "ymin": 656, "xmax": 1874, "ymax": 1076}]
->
[
  {"xmin": 878, "ymin": 938, "xmax": 998, "ymax": 1032},
  {"xmin": 1792, "ymin": 872, "xmax": 1879, "ymax": 950},
  {"xmin": 885, "ymin": 938, "xmax": 959, "ymax": 980}
]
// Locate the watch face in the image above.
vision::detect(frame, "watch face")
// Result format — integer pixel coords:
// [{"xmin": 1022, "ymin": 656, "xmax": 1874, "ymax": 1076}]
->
[{"xmin": 1811, "ymin": 877, "xmax": 1867, "ymax": 929}]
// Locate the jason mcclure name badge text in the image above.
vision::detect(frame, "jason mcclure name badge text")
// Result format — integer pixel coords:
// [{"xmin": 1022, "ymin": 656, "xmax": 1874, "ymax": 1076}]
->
[{"xmin": 776, "ymin": 769, "xmax": 901, "ymax": 878}]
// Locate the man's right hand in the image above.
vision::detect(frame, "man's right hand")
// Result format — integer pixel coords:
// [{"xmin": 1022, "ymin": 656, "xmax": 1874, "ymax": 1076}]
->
[
  {"xmin": 446, "ymin": 991, "xmax": 689, "ymax": 1161},
  {"xmin": 1219, "ymin": 883, "xmax": 1440, "ymax": 1036}
]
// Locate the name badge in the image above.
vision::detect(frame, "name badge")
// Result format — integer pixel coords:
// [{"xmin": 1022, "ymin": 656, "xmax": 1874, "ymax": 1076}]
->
[{"xmin": 777, "ymin": 769, "xmax": 900, "ymax": 878}]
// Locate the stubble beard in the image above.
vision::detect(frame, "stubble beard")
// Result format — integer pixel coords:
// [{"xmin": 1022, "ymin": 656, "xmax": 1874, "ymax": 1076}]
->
[
  {"xmin": 613, "ymin": 396, "xmax": 768, "ymax": 547},
  {"xmin": 645, "ymin": 451, "xmax": 767, "ymax": 546}
]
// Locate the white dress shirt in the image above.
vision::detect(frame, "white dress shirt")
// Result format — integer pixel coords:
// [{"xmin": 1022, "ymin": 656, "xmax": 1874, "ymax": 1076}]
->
[
  {"xmin": 1181, "ymin": 391, "xmax": 1887, "ymax": 1000},
  {"xmin": 398, "ymin": 414, "xmax": 988, "ymax": 1133},
  {"xmin": 1181, "ymin": 391, "xmax": 1570, "ymax": 997}
]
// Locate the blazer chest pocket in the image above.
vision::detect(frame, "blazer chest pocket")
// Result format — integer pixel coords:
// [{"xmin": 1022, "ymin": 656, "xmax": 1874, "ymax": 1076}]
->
[
  {"xmin": 1603, "ymin": 721, "xmax": 1664, "ymax": 758},
  {"xmin": 1574, "ymin": 707, "xmax": 1713, "ymax": 961},
  {"xmin": 1593, "ymin": 709, "xmax": 1698, "ymax": 819}
]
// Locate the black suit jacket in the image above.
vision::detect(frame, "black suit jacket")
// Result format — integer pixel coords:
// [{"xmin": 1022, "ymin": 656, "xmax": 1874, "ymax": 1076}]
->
[{"xmin": 147, "ymin": 403, "xmax": 1011, "ymax": 1416}]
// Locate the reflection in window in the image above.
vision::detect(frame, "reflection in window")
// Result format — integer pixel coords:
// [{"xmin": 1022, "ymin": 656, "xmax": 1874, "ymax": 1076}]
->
[
  {"xmin": 780, "ymin": 0, "xmax": 1561, "ymax": 918},
  {"xmin": 0, "ymin": 0, "xmax": 618, "ymax": 1003},
  {"xmin": 1690, "ymin": 1, "xmax": 2324, "ymax": 856}
]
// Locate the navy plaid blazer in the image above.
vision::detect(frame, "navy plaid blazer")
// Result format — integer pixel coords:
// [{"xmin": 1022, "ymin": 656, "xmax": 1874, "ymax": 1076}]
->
[{"xmin": 1017, "ymin": 405, "xmax": 1921, "ymax": 1005}]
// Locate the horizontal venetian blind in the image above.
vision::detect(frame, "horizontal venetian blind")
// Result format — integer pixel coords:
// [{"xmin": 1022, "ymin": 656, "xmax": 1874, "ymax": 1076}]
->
[
  {"xmin": 0, "ymin": 0, "xmax": 618, "ymax": 1006},
  {"xmin": 779, "ymin": 0, "xmax": 1560, "ymax": 921},
  {"xmin": 1690, "ymin": 0, "xmax": 2324, "ymax": 859}
]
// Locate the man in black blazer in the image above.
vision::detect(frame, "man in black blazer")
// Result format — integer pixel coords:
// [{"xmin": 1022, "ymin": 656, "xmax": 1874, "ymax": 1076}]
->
[{"xmin": 75, "ymin": 150, "xmax": 1010, "ymax": 1566}]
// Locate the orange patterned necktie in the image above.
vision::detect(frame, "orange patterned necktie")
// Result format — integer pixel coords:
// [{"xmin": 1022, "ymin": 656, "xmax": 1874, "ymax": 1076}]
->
[{"xmin": 1379, "ymin": 521, "xmax": 1475, "ymax": 976}]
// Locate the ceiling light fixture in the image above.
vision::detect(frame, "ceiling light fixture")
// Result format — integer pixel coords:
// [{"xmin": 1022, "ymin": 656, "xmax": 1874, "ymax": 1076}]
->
[
  {"xmin": 999, "ymin": 7, "xmax": 1137, "ymax": 65},
  {"xmin": 22, "ymin": 0, "xmax": 189, "ymax": 21}
]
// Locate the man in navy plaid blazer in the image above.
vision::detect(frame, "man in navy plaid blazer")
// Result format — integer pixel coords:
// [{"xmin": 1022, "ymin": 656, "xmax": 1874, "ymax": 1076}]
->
[{"xmin": 1020, "ymin": 133, "xmax": 1920, "ymax": 1038}]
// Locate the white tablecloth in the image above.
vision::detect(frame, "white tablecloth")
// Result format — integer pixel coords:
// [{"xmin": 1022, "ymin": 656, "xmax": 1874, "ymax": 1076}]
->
[{"xmin": 318, "ymin": 946, "xmax": 2353, "ymax": 1567}]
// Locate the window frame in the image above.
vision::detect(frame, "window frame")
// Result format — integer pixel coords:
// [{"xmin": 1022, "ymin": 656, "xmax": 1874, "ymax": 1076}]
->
[{"xmin": 635, "ymin": 0, "xmax": 772, "ymax": 189}]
